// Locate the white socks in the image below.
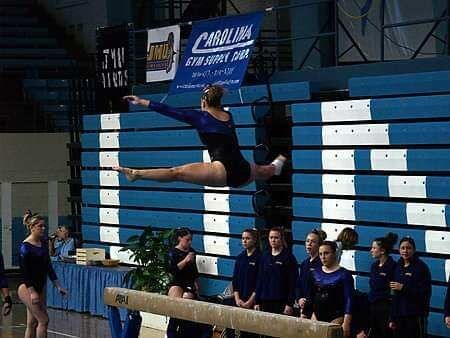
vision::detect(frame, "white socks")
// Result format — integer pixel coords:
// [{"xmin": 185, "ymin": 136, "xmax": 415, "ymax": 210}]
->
[{"xmin": 271, "ymin": 155, "xmax": 286, "ymax": 175}]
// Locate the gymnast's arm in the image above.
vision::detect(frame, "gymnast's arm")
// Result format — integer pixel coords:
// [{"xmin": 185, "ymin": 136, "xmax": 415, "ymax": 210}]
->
[{"xmin": 123, "ymin": 95, "xmax": 198, "ymax": 126}]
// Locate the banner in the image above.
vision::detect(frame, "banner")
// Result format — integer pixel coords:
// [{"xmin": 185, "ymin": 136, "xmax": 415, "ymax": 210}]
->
[
  {"xmin": 146, "ymin": 25, "xmax": 180, "ymax": 83},
  {"xmin": 169, "ymin": 11, "xmax": 264, "ymax": 94},
  {"xmin": 96, "ymin": 24, "xmax": 129, "ymax": 112}
]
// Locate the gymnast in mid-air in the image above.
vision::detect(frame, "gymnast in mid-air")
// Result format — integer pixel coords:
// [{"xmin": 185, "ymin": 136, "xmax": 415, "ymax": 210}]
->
[{"xmin": 113, "ymin": 84, "xmax": 286, "ymax": 188}]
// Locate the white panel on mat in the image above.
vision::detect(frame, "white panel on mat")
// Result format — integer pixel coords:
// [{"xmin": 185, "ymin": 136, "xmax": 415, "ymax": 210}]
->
[
  {"xmin": 99, "ymin": 151, "xmax": 119, "ymax": 167},
  {"xmin": 425, "ymin": 230, "xmax": 450, "ymax": 254},
  {"xmin": 446, "ymin": 260, "xmax": 450, "ymax": 282},
  {"xmin": 322, "ymin": 150, "xmax": 355, "ymax": 170},
  {"xmin": 99, "ymin": 132, "xmax": 120, "ymax": 148},
  {"xmin": 370, "ymin": 149, "xmax": 407, "ymax": 171},
  {"xmin": 323, "ymin": 199, "xmax": 355, "ymax": 221},
  {"xmin": 388, "ymin": 176, "xmax": 426, "ymax": 198},
  {"xmin": 100, "ymin": 226, "xmax": 120, "ymax": 243},
  {"xmin": 99, "ymin": 208, "xmax": 120, "ymax": 224},
  {"xmin": 321, "ymin": 100, "xmax": 371, "ymax": 122},
  {"xmin": 321, "ymin": 223, "xmax": 355, "ymax": 241},
  {"xmin": 204, "ymin": 193, "xmax": 230, "ymax": 213},
  {"xmin": 322, "ymin": 174, "xmax": 355, "ymax": 195},
  {"xmin": 322, "ymin": 124, "xmax": 389, "ymax": 146},
  {"xmin": 203, "ymin": 235, "xmax": 230, "ymax": 256},
  {"xmin": 196, "ymin": 255, "xmax": 219, "ymax": 275},
  {"xmin": 340, "ymin": 250, "xmax": 356, "ymax": 271},
  {"xmin": 406, "ymin": 203, "xmax": 446, "ymax": 227},
  {"xmin": 203, "ymin": 214, "xmax": 229, "ymax": 233},
  {"xmin": 101, "ymin": 113, "xmax": 121, "ymax": 130},
  {"xmin": 100, "ymin": 189, "xmax": 120, "ymax": 205},
  {"xmin": 99, "ymin": 170, "xmax": 120, "ymax": 186}
]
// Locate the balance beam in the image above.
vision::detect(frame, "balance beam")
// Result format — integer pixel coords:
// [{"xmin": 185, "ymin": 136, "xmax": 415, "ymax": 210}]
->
[{"xmin": 104, "ymin": 287, "xmax": 343, "ymax": 338}]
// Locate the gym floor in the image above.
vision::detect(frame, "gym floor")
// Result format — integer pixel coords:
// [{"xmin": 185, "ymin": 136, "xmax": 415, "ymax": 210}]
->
[{"xmin": 0, "ymin": 277, "xmax": 164, "ymax": 338}]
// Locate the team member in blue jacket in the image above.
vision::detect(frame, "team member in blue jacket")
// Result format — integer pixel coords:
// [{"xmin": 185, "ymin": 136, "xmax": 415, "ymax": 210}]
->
[
  {"xmin": 309, "ymin": 241, "xmax": 354, "ymax": 338},
  {"xmin": 114, "ymin": 86, "xmax": 286, "ymax": 188},
  {"xmin": 368, "ymin": 232, "xmax": 398, "ymax": 338},
  {"xmin": 444, "ymin": 277, "xmax": 449, "ymax": 329},
  {"xmin": 388, "ymin": 237, "xmax": 431, "ymax": 338},
  {"xmin": 229, "ymin": 229, "xmax": 260, "ymax": 338},
  {"xmin": 232, "ymin": 229, "xmax": 260, "ymax": 310},
  {"xmin": 254, "ymin": 227, "xmax": 298, "ymax": 316},
  {"xmin": 296, "ymin": 228, "xmax": 326, "ymax": 318}
]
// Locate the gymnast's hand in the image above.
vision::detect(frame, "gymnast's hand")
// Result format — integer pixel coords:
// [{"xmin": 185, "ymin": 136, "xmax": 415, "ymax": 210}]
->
[
  {"xmin": 283, "ymin": 305, "xmax": 293, "ymax": 315},
  {"xmin": 184, "ymin": 252, "xmax": 195, "ymax": 264},
  {"xmin": 58, "ymin": 286, "xmax": 68, "ymax": 297},
  {"xmin": 123, "ymin": 95, "xmax": 150, "ymax": 107}
]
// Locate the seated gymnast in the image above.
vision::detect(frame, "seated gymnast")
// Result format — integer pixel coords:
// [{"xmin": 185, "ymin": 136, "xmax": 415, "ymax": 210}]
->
[
  {"xmin": 167, "ymin": 227, "xmax": 199, "ymax": 299},
  {"xmin": 0, "ymin": 252, "xmax": 12, "ymax": 316},
  {"xmin": 308, "ymin": 240, "xmax": 354, "ymax": 338},
  {"xmin": 166, "ymin": 228, "xmax": 211, "ymax": 338},
  {"xmin": 114, "ymin": 85, "xmax": 286, "ymax": 188}
]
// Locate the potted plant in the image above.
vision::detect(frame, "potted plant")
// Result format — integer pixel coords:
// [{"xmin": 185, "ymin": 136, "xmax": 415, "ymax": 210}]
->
[
  {"xmin": 124, "ymin": 226, "xmax": 174, "ymax": 293},
  {"xmin": 108, "ymin": 226, "xmax": 174, "ymax": 338}
]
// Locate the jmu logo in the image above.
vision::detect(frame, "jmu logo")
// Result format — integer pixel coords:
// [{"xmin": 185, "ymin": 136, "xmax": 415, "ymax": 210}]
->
[{"xmin": 147, "ymin": 32, "xmax": 176, "ymax": 73}]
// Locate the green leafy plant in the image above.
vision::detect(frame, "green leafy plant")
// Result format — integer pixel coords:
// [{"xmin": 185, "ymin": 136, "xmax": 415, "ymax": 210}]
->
[{"xmin": 121, "ymin": 226, "xmax": 174, "ymax": 293}]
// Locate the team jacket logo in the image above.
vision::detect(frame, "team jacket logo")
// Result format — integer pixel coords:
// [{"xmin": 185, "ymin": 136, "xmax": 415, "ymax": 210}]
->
[{"xmin": 147, "ymin": 32, "xmax": 176, "ymax": 73}]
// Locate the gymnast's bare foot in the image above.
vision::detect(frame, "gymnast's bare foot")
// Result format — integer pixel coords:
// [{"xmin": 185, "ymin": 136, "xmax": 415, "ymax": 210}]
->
[{"xmin": 112, "ymin": 166, "xmax": 138, "ymax": 182}]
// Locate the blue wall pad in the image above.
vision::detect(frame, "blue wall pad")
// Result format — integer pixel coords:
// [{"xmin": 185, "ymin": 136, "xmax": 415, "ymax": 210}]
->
[{"xmin": 349, "ymin": 70, "xmax": 450, "ymax": 97}]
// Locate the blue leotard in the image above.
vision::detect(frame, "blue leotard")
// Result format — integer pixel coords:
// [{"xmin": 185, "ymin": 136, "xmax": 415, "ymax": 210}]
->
[
  {"xmin": 309, "ymin": 267, "xmax": 354, "ymax": 322},
  {"xmin": 148, "ymin": 101, "xmax": 252, "ymax": 187},
  {"xmin": 19, "ymin": 241, "xmax": 57, "ymax": 293}
]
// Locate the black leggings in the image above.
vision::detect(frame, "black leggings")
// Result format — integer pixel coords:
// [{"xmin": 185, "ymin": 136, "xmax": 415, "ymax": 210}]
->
[
  {"xmin": 393, "ymin": 316, "xmax": 427, "ymax": 338},
  {"xmin": 369, "ymin": 300, "xmax": 392, "ymax": 338}
]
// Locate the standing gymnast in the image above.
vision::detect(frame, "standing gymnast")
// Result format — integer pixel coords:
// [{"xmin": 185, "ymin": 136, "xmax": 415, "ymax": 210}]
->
[
  {"xmin": 19, "ymin": 211, "xmax": 67, "ymax": 338},
  {"xmin": 388, "ymin": 236, "xmax": 431, "ymax": 338},
  {"xmin": 296, "ymin": 228, "xmax": 326, "ymax": 319},
  {"xmin": 368, "ymin": 233, "xmax": 398, "ymax": 338},
  {"xmin": 309, "ymin": 241, "xmax": 354, "ymax": 338},
  {"xmin": 0, "ymin": 252, "xmax": 12, "ymax": 316},
  {"xmin": 114, "ymin": 85, "xmax": 286, "ymax": 188}
]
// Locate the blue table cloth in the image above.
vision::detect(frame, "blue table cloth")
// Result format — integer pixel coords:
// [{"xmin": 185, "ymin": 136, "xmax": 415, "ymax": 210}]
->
[{"xmin": 47, "ymin": 262, "xmax": 133, "ymax": 319}]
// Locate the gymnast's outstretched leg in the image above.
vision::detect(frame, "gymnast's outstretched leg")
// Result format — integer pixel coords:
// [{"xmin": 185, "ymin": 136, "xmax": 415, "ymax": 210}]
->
[
  {"xmin": 113, "ymin": 154, "xmax": 286, "ymax": 188},
  {"xmin": 113, "ymin": 161, "xmax": 227, "ymax": 187}
]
